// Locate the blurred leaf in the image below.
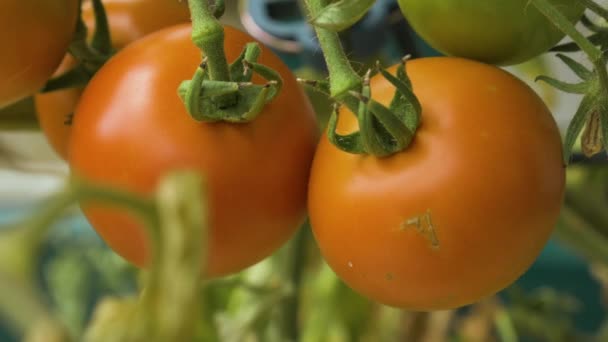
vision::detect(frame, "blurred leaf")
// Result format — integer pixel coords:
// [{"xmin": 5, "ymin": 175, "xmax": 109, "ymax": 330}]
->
[{"xmin": 310, "ymin": 0, "xmax": 375, "ymax": 32}]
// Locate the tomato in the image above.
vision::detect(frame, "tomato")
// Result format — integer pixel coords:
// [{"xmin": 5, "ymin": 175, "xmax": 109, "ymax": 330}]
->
[
  {"xmin": 35, "ymin": 0, "xmax": 191, "ymax": 160},
  {"xmin": 308, "ymin": 57, "xmax": 565, "ymax": 310},
  {"xmin": 68, "ymin": 24, "xmax": 318, "ymax": 277},
  {"xmin": 398, "ymin": 0, "xmax": 585, "ymax": 65},
  {"xmin": 0, "ymin": 0, "xmax": 79, "ymax": 108}
]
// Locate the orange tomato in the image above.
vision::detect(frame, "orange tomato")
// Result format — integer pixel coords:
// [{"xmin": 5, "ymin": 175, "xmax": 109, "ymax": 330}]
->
[
  {"xmin": 0, "ymin": 0, "xmax": 79, "ymax": 108},
  {"xmin": 69, "ymin": 24, "xmax": 318, "ymax": 277},
  {"xmin": 308, "ymin": 57, "xmax": 565, "ymax": 310},
  {"xmin": 35, "ymin": 0, "xmax": 191, "ymax": 160}
]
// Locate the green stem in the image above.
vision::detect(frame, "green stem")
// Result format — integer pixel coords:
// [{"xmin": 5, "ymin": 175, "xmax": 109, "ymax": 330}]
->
[
  {"xmin": 594, "ymin": 55, "xmax": 608, "ymax": 98},
  {"xmin": 189, "ymin": 0, "xmax": 231, "ymax": 82},
  {"xmin": 0, "ymin": 177, "xmax": 157, "ymax": 338},
  {"xmin": 73, "ymin": 177, "xmax": 161, "ymax": 271},
  {"xmin": 531, "ymin": 0, "xmax": 608, "ymax": 121},
  {"xmin": 305, "ymin": 0, "xmax": 362, "ymax": 98},
  {"xmin": 73, "ymin": 179, "xmax": 157, "ymax": 225},
  {"xmin": 282, "ymin": 226, "xmax": 308, "ymax": 340},
  {"xmin": 531, "ymin": 0, "xmax": 601, "ymax": 61},
  {"xmin": 578, "ymin": 0, "xmax": 608, "ymax": 20},
  {"xmin": 494, "ymin": 309, "xmax": 519, "ymax": 342}
]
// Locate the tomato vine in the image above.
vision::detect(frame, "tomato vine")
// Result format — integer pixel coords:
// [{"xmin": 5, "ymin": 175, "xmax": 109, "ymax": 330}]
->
[{"xmin": 2, "ymin": 0, "xmax": 608, "ymax": 340}]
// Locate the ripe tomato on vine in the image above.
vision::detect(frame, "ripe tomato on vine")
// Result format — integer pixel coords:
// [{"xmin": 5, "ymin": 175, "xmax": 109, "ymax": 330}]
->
[
  {"xmin": 35, "ymin": 0, "xmax": 191, "ymax": 160},
  {"xmin": 308, "ymin": 57, "xmax": 565, "ymax": 310},
  {"xmin": 68, "ymin": 24, "xmax": 318, "ymax": 277},
  {"xmin": 0, "ymin": 0, "xmax": 80, "ymax": 108}
]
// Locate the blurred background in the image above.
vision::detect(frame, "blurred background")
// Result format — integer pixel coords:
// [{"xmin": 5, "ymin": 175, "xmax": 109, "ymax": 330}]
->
[{"xmin": 0, "ymin": 1, "xmax": 605, "ymax": 341}]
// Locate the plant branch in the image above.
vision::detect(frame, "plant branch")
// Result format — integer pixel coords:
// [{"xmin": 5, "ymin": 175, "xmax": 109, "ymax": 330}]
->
[
  {"xmin": 305, "ymin": 0, "xmax": 362, "ymax": 98},
  {"xmin": 189, "ymin": 0, "xmax": 231, "ymax": 82}
]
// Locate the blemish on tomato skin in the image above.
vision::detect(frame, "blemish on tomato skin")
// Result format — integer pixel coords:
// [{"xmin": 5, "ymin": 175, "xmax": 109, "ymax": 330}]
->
[
  {"xmin": 400, "ymin": 209, "xmax": 440, "ymax": 249},
  {"xmin": 385, "ymin": 273, "xmax": 394, "ymax": 281}
]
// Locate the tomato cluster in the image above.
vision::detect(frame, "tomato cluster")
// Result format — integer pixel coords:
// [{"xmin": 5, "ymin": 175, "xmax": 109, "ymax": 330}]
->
[{"xmin": 5, "ymin": 0, "xmax": 577, "ymax": 310}]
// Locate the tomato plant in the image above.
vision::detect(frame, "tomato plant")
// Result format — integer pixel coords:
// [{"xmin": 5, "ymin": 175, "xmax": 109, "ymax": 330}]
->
[
  {"xmin": 68, "ymin": 24, "xmax": 318, "ymax": 277},
  {"xmin": 0, "ymin": 0, "xmax": 79, "ymax": 108},
  {"xmin": 35, "ymin": 0, "xmax": 191, "ymax": 160},
  {"xmin": 308, "ymin": 57, "xmax": 566, "ymax": 310},
  {"xmin": 398, "ymin": 0, "xmax": 585, "ymax": 65}
]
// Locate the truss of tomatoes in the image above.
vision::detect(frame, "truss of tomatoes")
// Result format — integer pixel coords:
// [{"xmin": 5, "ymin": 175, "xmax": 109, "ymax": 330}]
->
[{"xmin": 5, "ymin": 0, "xmax": 573, "ymax": 311}]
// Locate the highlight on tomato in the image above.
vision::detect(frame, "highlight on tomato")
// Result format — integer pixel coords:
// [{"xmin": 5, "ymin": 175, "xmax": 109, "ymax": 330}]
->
[
  {"xmin": 308, "ymin": 57, "xmax": 566, "ymax": 310},
  {"xmin": 0, "ymin": 0, "xmax": 80, "ymax": 108},
  {"xmin": 398, "ymin": 0, "xmax": 585, "ymax": 65},
  {"xmin": 68, "ymin": 24, "xmax": 318, "ymax": 277},
  {"xmin": 34, "ymin": 0, "xmax": 191, "ymax": 160}
]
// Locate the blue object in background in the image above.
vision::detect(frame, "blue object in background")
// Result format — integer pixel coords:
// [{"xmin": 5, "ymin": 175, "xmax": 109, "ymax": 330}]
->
[{"xmin": 240, "ymin": 0, "xmax": 422, "ymax": 70}]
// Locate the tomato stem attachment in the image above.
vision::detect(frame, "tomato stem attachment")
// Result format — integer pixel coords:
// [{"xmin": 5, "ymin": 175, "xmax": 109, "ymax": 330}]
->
[
  {"xmin": 322, "ymin": 58, "xmax": 421, "ymax": 157},
  {"xmin": 180, "ymin": 6, "xmax": 283, "ymax": 123}
]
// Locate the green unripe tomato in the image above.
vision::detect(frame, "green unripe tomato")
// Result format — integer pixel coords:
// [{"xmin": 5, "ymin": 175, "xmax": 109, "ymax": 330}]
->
[{"xmin": 398, "ymin": 0, "xmax": 585, "ymax": 65}]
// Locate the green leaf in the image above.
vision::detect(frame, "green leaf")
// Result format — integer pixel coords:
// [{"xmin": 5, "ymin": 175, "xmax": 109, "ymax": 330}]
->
[
  {"xmin": 378, "ymin": 63, "xmax": 421, "ymax": 132},
  {"xmin": 580, "ymin": 15, "xmax": 603, "ymax": 33},
  {"xmin": 310, "ymin": 0, "xmax": 375, "ymax": 32},
  {"xmin": 535, "ymin": 76, "xmax": 588, "ymax": 94},
  {"xmin": 563, "ymin": 94, "xmax": 596, "ymax": 163},
  {"xmin": 555, "ymin": 54, "xmax": 593, "ymax": 80},
  {"xmin": 243, "ymin": 61, "xmax": 283, "ymax": 102},
  {"xmin": 229, "ymin": 43, "xmax": 261, "ymax": 83},
  {"xmin": 326, "ymin": 107, "xmax": 365, "ymax": 154},
  {"xmin": 90, "ymin": 0, "xmax": 113, "ymax": 55},
  {"xmin": 368, "ymin": 99, "xmax": 414, "ymax": 154},
  {"xmin": 41, "ymin": 66, "xmax": 91, "ymax": 92}
]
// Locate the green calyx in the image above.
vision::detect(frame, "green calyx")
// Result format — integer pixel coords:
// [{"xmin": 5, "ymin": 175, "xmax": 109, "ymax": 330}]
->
[
  {"xmin": 180, "ymin": 0, "xmax": 282, "ymax": 123},
  {"xmin": 314, "ymin": 58, "xmax": 421, "ymax": 157},
  {"xmin": 42, "ymin": 0, "xmax": 114, "ymax": 92},
  {"xmin": 178, "ymin": 43, "xmax": 282, "ymax": 123}
]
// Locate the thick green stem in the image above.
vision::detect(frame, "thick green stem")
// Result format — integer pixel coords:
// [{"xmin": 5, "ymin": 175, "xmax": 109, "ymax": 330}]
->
[
  {"xmin": 531, "ymin": 0, "xmax": 601, "ymax": 61},
  {"xmin": 578, "ymin": 0, "xmax": 608, "ymax": 20},
  {"xmin": 281, "ymin": 227, "xmax": 308, "ymax": 340},
  {"xmin": 189, "ymin": 0, "xmax": 231, "ymax": 82},
  {"xmin": 305, "ymin": 0, "xmax": 362, "ymax": 98}
]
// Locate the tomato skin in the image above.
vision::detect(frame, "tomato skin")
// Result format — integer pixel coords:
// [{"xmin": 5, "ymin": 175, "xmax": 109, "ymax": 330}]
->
[
  {"xmin": 308, "ymin": 57, "xmax": 565, "ymax": 310},
  {"xmin": 0, "ymin": 0, "xmax": 79, "ymax": 108},
  {"xmin": 35, "ymin": 0, "xmax": 191, "ymax": 160},
  {"xmin": 398, "ymin": 0, "xmax": 584, "ymax": 65},
  {"xmin": 68, "ymin": 24, "xmax": 318, "ymax": 277}
]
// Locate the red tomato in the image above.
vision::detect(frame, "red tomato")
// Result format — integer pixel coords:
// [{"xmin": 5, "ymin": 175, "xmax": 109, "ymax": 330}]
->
[
  {"xmin": 308, "ymin": 57, "xmax": 565, "ymax": 310},
  {"xmin": 35, "ymin": 0, "xmax": 191, "ymax": 160},
  {"xmin": 0, "ymin": 0, "xmax": 79, "ymax": 108},
  {"xmin": 69, "ymin": 24, "xmax": 318, "ymax": 277}
]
